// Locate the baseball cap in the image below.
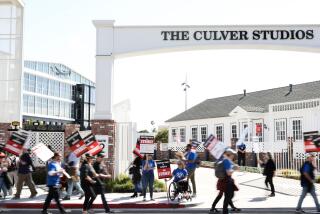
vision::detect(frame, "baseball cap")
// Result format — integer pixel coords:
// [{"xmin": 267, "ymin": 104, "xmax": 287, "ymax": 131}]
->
[
  {"xmin": 85, "ymin": 153, "xmax": 94, "ymax": 159},
  {"xmin": 306, "ymin": 152, "xmax": 317, "ymax": 158},
  {"xmin": 224, "ymin": 147, "xmax": 237, "ymax": 154},
  {"xmin": 97, "ymin": 153, "xmax": 106, "ymax": 158}
]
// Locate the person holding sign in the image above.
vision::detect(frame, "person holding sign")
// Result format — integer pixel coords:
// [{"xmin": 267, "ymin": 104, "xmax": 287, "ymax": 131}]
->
[
  {"xmin": 141, "ymin": 154, "xmax": 156, "ymax": 201},
  {"xmin": 41, "ymin": 152, "xmax": 68, "ymax": 214}
]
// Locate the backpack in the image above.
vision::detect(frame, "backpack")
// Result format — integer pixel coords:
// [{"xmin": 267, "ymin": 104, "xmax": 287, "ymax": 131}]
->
[{"xmin": 215, "ymin": 160, "xmax": 226, "ymax": 179}]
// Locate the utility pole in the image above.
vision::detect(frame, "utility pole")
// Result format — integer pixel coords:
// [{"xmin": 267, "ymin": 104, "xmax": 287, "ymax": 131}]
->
[{"xmin": 181, "ymin": 73, "xmax": 190, "ymax": 111}]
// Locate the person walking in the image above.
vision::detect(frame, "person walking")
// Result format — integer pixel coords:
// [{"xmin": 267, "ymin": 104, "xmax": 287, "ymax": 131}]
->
[
  {"xmin": 0, "ymin": 153, "xmax": 11, "ymax": 199},
  {"xmin": 6, "ymin": 154, "xmax": 18, "ymax": 196},
  {"xmin": 129, "ymin": 155, "xmax": 142, "ymax": 198},
  {"xmin": 141, "ymin": 154, "xmax": 156, "ymax": 201},
  {"xmin": 184, "ymin": 144, "xmax": 197, "ymax": 197},
  {"xmin": 296, "ymin": 152, "xmax": 320, "ymax": 213},
  {"xmin": 13, "ymin": 148, "xmax": 37, "ymax": 199},
  {"xmin": 260, "ymin": 152, "xmax": 276, "ymax": 197},
  {"xmin": 237, "ymin": 142, "xmax": 246, "ymax": 166},
  {"xmin": 93, "ymin": 153, "xmax": 113, "ymax": 213},
  {"xmin": 63, "ymin": 151, "xmax": 84, "ymax": 200},
  {"xmin": 41, "ymin": 152, "xmax": 68, "ymax": 214},
  {"xmin": 80, "ymin": 154, "xmax": 98, "ymax": 214}
]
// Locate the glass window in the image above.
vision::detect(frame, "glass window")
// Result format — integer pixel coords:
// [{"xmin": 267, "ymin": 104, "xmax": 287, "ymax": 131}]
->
[
  {"xmin": 49, "ymin": 80, "xmax": 55, "ymax": 96},
  {"xmin": 83, "ymin": 104, "xmax": 89, "ymax": 120},
  {"xmin": 216, "ymin": 125, "xmax": 224, "ymax": 141},
  {"xmin": 54, "ymin": 100, "xmax": 59, "ymax": 116},
  {"xmin": 255, "ymin": 122, "xmax": 263, "ymax": 142},
  {"xmin": 48, "ymin": 99, "xmax": 54, "ymax": 116},
  {"xmin": 60, "ymin": 83, "xmax": 66, "ymax": 98},
  {"xmin": 36, "ymin": 76, "xmax": 43, "ymax": 94},
  {"xmin": 71, "ymin": 104, "xmax": 75, "ymax": 119},
  {"xmin": 42, "ymin": 98, "xmax": 48, "ymax": 115},
  {"xmin": 65, "ymin": 103, "xmax": 70, "ymax": 118},
  {"xmin": 292, "ymin": 119, "xmax": 302, "ymax": 141},
  {"xmin": 200, "ymin": 126, "xmax": 207, "ymax": 142},
  {"xmin": 275, "ymin": 119, "xmax": 286, "ymax": 141},
  {"xmin": 84, "ymin": 85, "xmax": 90, "ymax": 103},
  {"xmin": 42, "ymin": 78, "xmax": 48, "ymax": 95},
  {"xmin": 23, "ymin": 73, "xmax": 29, "ymax": 91},
  {"xmin": 179, "ymin": 127, "xmax": 186, "ymax": 143},
  {"xmin": 90, "ymin": 105, "xmax": 95, "ymax": 120},
  {"xmin": 29, "ymin": 75, "xmax": 36, "ymax": 92},
  {"xmin": 35, "ymin": 96, "xmax": 42, "ymax": 114},
  {"xmin": 28, "ymin": 95, "xmax": 35, "ymax": 114},
  {"xmin": 231, "ymin": 124, "xmax": 237, "ymax": 139},
  {"xmin": 191, "ymin": 126, "xmax": 198, "ymax": 141},
  {"xmin": 60, "ymin": 101, "xmax": 65, "ymax": 117},
  {"xmin": 54, "ymin": 81, "xmax": 60, "ymax": 97},
  {"xmin": 171, "ymin": 128, "xmax": 177, "ymax": 142},
  {"xmin": 90, "ymin": 87, "xmax": 95, "ymax": 104},
  {"xmin": 23, "ymin": 95, "xmax": 28, "ymax": 113}
]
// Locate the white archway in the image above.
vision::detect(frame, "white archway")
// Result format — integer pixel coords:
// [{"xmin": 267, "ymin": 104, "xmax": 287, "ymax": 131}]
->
[{"xmin": 92, "ymin": 20, "xmax": 320, "ymax": 120}]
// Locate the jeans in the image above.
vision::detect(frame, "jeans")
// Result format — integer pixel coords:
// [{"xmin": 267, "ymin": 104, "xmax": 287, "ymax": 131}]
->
[
  {"xmin": 237, "ymin": 154, "xmax": 246, "ymax": 166},
  {"xmin": 211, "ymin": 190, "xmax": 236, "ymax": 210},
  {"xmin": 42, "ymin": 186, "xmax": 65, "ymax": 212},
  {"xmin": 66, "ymin": 179, "xmax": 84, "ymax": 197},
  {"xmin": 265, "ymin": 176, "xmax": 275, "ymax": 194},
  {"xmin": 0, "ymin": 177, "xmax": 8, "ymax": 198},
  {"xmin": 134, "ymin": 181, "xmax": 142, "ymax": 193},
  {"xmin": 223, "ymin": 177, "xmax": 234, "ymax": 214},
  {"xmin": 297, "ymin": 185, "xmax": 320, "ymax": 211},
  {"xmin": 142, "ymin": 171, "xmax": 154, "ymax": 199},
  {"xmin": 187, "ymin": 168, "xmax": 196, "ymax": 194}
]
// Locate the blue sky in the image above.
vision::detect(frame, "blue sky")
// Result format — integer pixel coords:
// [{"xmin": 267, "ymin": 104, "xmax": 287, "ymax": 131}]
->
[{"xmin": 23, "ymin": 0, "xmax": 320, "ymax": 130}]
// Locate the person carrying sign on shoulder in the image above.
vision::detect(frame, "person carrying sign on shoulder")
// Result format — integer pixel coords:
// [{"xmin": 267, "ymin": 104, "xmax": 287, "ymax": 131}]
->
[
  {"xmin": 296, "ymin": 152, "xmax": 320, "ymax": 213},
  {"xmin": 184, "ymin": 143, "xmax": 197, "ymax": 197},
  {"xmin": 141, "ymin": 154, "xmax": 156, "ymax": 201},
  {"xmin": 210, "ymin": 148, "xmax": 241, "ymax": 214},
  {"xmin": 41, "ymin": 152, "xmax": 68, "ymax": 214}
]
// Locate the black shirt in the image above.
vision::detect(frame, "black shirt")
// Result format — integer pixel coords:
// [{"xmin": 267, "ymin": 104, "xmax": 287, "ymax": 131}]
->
[{"xmin": 80, "ymin": 162, "xmax": 95, "ymax": 185}]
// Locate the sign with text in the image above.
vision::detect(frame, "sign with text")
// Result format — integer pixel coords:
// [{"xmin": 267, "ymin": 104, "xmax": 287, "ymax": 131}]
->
[
  {"xmin": 156, "ymin": 160, "xmax": 172, "ymax": 179},
  {"xmin": 204, "ymin": 134, "xmax": 226, "ymax": 159},
  {"xmin": 83, "ymin": 134, "xmax": 103, "ymax": 156},
  {"xmin": 95, "ymin": 135, "xmax": 109, "ymax": 158},
  {"xmin": 31, "ymin": 143, "xmax": 54, "ymax": 162},
  {"xmin": 139, "ymin": 136, "xmax": 155, "ymax": 154},
  {"xmin": 66, "ymin": 132, "xmax": 88, "ymax": 158},
  {"xmin": 304, "ymin": 131, "xmax": 320, "ymax": 152},
  {"xmin": 4, "ymin": 130, "xmax": 29, "ymax": 156}
]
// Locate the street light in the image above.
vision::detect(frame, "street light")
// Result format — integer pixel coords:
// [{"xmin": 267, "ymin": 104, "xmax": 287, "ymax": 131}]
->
[{"xmin": 181, "ymin": 73, "xmax": 190, "ymax": 111}]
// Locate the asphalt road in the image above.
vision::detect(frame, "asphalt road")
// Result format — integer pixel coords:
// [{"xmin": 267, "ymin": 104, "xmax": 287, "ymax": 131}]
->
[{"xmin": 0, "ymin": 208, "xmax": 319, "ymax": 214}]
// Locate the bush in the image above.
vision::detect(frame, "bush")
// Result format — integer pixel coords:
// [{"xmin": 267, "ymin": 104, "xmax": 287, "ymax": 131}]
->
[{"xmin": 154, "ymin": 179, "xmax": 166, "ymax": 192}]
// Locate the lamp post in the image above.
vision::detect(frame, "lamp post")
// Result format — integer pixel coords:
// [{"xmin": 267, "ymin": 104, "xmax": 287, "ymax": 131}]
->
[{"xmin": 181, "ymin": 74, "xmax": 190, "ymax": 111}]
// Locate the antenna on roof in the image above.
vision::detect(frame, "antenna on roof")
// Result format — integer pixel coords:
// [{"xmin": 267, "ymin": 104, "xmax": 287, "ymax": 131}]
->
[
  {"xmin": 243, "ymin": 89, "xmax": 246, "ymax": 96},
  {"xmin": 285, "ymin": 84, "xmax": 293, "ymax": 96}
]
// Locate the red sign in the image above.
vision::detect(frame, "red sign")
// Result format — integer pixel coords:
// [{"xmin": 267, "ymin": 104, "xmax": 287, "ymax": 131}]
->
[
  {"xmin": 304, "ymin": 131, "xmax": 320, "ymax": 152},
  {"xmin": 66, "ymin": 132, "xmax": 88, "ymax": 157},
  {"xmin": 156, "ymin": 160, "xmax": 172, "ymax": 179},
  {"xmin": 256, "ymin": 124, "xmax": 262, "ymax": 134},
  {"xmin": 4, "ymin": 131, "xmax": 29, "ymax": 156},
  {"xmin": 83, "ymin": 134, "xmax": 103, "ymax": 156},
  {"xmin": 139, "ymin": 136, "xmax": 155, "ymax": 154}
]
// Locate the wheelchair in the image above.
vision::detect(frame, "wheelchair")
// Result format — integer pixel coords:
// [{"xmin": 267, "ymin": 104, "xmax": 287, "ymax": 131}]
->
[{"xmin": 167, "ymin": 179, "xmax": 192, "ymax": 202}]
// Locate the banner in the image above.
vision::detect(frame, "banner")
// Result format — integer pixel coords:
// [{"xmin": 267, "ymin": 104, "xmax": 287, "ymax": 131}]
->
[
  {"xmin": 3, "ymin": 130, "xmax": 29, "ymax": 156},
  {"xmin": 66, "ymin": 132, "xmax": 88, "ymax": 158},
  {"xmin": 83, "ymin": 133, "xmax": 103, "ymax": 156},
  {"xmin": 203, "ymin": 134, "xmax": 226, "ymax": 159},
  {"xmin": 304, "ymin": 131, "xmax": 320, "ymax": 152},
  {"xmin": 139, "ymin": 136, "xmax": 155, "ymax": 154},
  {"xmin": 31, "ymin": 143, "xmax": 54, "ymax": 162},
  {"xmin": 156, "ymin": 160, "xmax": 172, "ymax": 179}
]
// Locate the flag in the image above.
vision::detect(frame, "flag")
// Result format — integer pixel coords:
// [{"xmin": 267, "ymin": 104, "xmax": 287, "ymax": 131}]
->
[
  {"xmin": 66, "ymin": 132, "xmax": 88, "ymax": 157},
  {"xmin": 4, "ymin": 130, "xmax": 29, "ymax": 156},
  {"xmin": 83, "ymin": 133, "xmax": 103, "ymax": 156}
]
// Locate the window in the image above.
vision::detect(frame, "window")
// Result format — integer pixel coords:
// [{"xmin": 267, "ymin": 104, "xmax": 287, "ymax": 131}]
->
[
  {"xmin": 29, "ymin": 75, "xmax": 36, "ymax": 92},
  {"xmin": 23, "ymin": 73, "xmax": 29, "ymax": 91},
  {"xmin": 54, "ymin": 100, "xmax": 59, "ymax": 116},
  {"xmin": 54, "ymin": 81, "xmax": 60, "ymax": 97},
  {"xmin": 216, "ymin": 125, "xmax": 224, "ymax": 141},
  {"xmin": 48, "ymin": 99, "xmax": 54, "ymax": 116},
  {"xmin": 28, "ymin": 96, "xmax": 35, "ymax": 114},
  {"xmin": 191, "ymin": 126, "xmax": 198, "ymax": 141},
  {"xmin": 60, "ymin": 101, "xmax": 65, "ymax": 117},
  {"xmin": 242, "ymin": 123, "xmax": 248, "ymax": 141},
  {"xmin": 200, "ymin": 126, "xmax": 207, "ymax": 142},
  {"xmin": 275, "ymin": 119, "xmax": 286, "ymax": 141},
  {"xmin": 36, "ymin": 76, "xmax": 43, "ymax": 94},
  {"xmin": 255, "ymin": 122, "xmax": 263, "ymax": 142},
  {"xmin": 179, "ymin": 127, "xmax": 186, "ymax": 143},
  {"xmin": 42, "ymin": 78, "xmax": 48, "ymax": 95},
  {"xmin": 90, "ymin": 87, "xmax": 95, "ymax": 104},
  {"xmin": 42, "ymin": 98, "xmax": 48, "ymax": 115},
  {"xmin": 35, "ymin": 97, "xmax": 42, "ymax": 114},
  {"xmin": 23, "ymin": 95, "xmax": 28, "ymax": 113},
  {"xmin": 231, "ymin": 124, "xmax": 237, "ymax": 139},
  {"xmin": 292, "ymin": 119, "xmax": 302, "ymax": 141},
  {"xmin": 49, "ymin": 80, "xmax": 55, "ymax": 96},
  {"xmin": 171, "ymin": 128, "xmax": 177, "ymax": 142}
]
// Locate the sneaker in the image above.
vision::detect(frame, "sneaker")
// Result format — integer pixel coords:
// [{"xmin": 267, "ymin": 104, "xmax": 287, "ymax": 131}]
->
[
  {"xmin": 30, "ymin": 193, "xmax": 38, "ymax": 198},
  {"xmin": 150, "ymin": 198, "xmax": 155, "ymax": 201},
  {"xmin": 12, "ymin": 196, "xmax": 20, "ymax": 200},
  {"xmin": 79, "ymin": 194, "xmax": 84, "ymax": 200},
  {"xmin": 295, "ymin": 209, "xmax": 306, "ymax": 213},
  {"xmin": 269, "ymin": 193, "xmax": 275, "ymax": 197},
  {"xmin": 63, "ymin": 196, "xmax": 70, "ymax": 200},
  {"xmin": 209, "ymin": 208, "xmax": 220, "ymax": 213},
  {"xmin": 41, "ymin": 211, "xmax": 53, "ymax": 214},
  {"xmin": 143, "ymin": 197, "xmax": 146, "ymax": 201},
  {"xmin": 192, "ymin": 193, "xmax": 197, "ymax": 198}
]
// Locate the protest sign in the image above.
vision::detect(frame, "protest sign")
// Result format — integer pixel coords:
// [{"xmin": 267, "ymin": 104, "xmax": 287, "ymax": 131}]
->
[
  {"xmin": 95, "ymin": 135, "xmax": 109, "ymax": 158},
  {"xmin": 139, "ymin": 136, "xmax": 155, "ymax": 154},
  {"xmin": 304, "ymin": 131, "xmax": 320, "ymax": 152},
  {"xmin": 31, "ymin": 143, "xmax": 54, "ymax": 162},
  {"xmin": 83, "ymin": 133, "xmax": 103, "ymax": 156},
  {"xmin": 156, "ymin": 160, "xmax": 172, "ymax": 179},
  {"xmin": 203, "ymin": 134, "xmax": 226, "ymax": 159},
  {"xmin": 4, "ymin": 130, "xmax": 29, "ymax": 156},
  {"xmin": 66, "ymin": 132, "xmax": 88, "ymax": 157}
]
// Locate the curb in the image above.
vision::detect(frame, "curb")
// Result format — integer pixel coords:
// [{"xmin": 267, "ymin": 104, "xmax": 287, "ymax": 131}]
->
[{"xmin": 0, "ymin": 202, "xmax": 187, "ymax": 209}]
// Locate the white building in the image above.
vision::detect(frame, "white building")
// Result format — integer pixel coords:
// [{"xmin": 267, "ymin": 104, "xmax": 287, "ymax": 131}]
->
[{"xmin": 166, "ymin": 81, "xmax": 320, "ymax": 155}]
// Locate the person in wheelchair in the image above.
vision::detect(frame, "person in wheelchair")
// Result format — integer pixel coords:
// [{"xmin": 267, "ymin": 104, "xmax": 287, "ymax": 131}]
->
[{"xmin": 172, "ymin": 161, "xmax": 188, "ymax": 193}]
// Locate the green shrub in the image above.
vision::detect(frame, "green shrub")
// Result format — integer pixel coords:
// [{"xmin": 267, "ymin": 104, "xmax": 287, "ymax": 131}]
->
[{"xmin": 154, "ymin": 179, "xmax": 166, "ymax": 192}]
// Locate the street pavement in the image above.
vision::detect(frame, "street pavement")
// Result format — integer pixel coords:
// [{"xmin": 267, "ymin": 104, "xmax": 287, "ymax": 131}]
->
[{"xmin": 1, "ymin": 167, "xmax": 320, "ymax": 212}]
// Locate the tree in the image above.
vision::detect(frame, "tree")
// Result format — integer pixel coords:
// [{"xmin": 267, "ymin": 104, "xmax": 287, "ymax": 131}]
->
[
  {"xmin": 155, "ymin": 129, "xmax": 168, "ymax": 144},
  {"xmin": 138, "ymin": 129, "xmax": 149, "ymax": 133}
]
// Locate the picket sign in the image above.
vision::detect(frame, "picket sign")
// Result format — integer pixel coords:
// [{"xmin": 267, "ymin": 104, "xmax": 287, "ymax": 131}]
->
[
  {"xmin": 304, "ymin": 131, "xmax": 320, "ymax": 152},
  {"xmin": 66, "ymin": 132, "xmax": 88, "ymax": 158},
  {"xmin": 4, "ymin": 130, "xmax": 30, "ymax": 156},
  {"xmin": 203, "ymin": 134, "xmax": 226, "ymax": 159},
  {"xmin": 139, "ymin": 136, "xmax": 155, "ymax": 154},
  {"xmin": 31, "ymin": 143, "xmax": 54, "ymax": 162}
]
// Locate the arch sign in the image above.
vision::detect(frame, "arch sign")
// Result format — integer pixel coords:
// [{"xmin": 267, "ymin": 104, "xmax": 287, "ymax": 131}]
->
[{"xmin": 92, "ymin": 20, "xmax": 320, "ymax": 120}]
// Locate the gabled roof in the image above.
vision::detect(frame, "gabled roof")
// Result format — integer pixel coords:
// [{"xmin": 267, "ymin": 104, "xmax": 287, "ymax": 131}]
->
[{"xmin": 166, "ymin": 81, "xmax": 320, "ymax": 122}]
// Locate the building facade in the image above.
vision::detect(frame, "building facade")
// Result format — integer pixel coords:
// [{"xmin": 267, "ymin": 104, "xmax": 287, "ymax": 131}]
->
[
  {"xmin": 166, "ymin": 81, "xmax": 320, "ymax": 158},
  {"xmin": 23, "ymin": 60, "xmax": 95, "ymax": 131}
]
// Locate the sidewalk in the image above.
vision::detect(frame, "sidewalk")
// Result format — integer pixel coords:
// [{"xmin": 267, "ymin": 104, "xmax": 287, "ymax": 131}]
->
[{"xmin": 0, "ymin": 186, "xmax": 201, "ymax": 209}]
